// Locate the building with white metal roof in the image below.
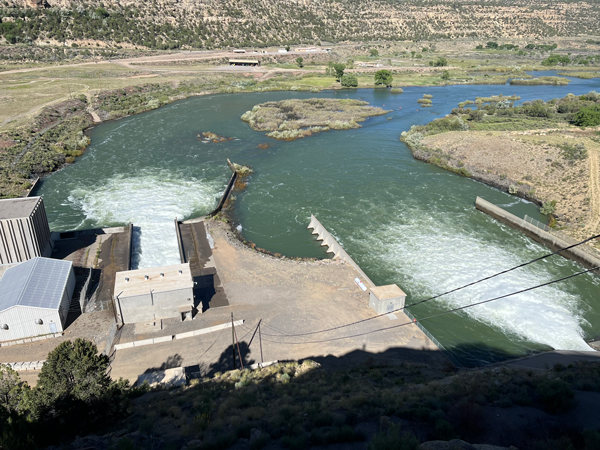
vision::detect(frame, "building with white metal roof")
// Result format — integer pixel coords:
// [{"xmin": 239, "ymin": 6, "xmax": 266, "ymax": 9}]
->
[{"xmin": 0, "ymin": 257, "xmax": 75, "ymax": 342}]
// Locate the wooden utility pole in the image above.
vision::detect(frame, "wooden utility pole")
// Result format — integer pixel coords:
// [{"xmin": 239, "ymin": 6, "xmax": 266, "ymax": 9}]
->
[
  {"xmin": 231, "ymin": 312, "xmax": 236, "ymax": 370},
  {"xmin": 259, "ymin": 321, "xmax": 264, "ymax": 364}
]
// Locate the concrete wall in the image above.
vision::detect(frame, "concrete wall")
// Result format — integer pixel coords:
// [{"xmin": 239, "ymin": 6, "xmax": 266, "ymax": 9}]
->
[
  {"xmin": 307, "ymin": 215, "xmax": 375, "ymax": 287},
  {"xmin": 117, "ymin": 287, "xmax": 194, "ymax": 323},
  {"xmin": 0, "ymin": 306, "xmax": 63, "ymax": 342},
  {"xmin": 58, "ymin": 268, "xmax": 76, "ymax": 326},
  {"xmin": 0, "ymin": 199, "xmax": 51, "ymax": 265},
  {"xmin": 475, "ymin": 197, "xmax": 600, "ymax": 270},
  {"xmin": 369, "ymin": 292, "xmax": 406, "ymax": 315}
]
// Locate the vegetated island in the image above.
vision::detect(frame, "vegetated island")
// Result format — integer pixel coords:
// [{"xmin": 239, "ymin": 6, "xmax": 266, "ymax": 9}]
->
[
  {"xmin": 401, "ymin": 92, "xmax": 600, "ymax": 243},
  {"xmin": 241, "ymin": 98, "xmax": 390, "ymax": 141}
]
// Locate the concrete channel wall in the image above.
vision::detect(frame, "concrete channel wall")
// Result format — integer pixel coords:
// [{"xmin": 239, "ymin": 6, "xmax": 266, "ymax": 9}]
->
[
  {"xmin": 475, "ymin": 197, "xmax": 600, "ymax": 270},
  {"xmin": 183, "ymin": 171, "xmax": 238, "ymax": 225},
  {"xmin": 175, "ymin": 218, "xmax": 185, "ymax": 263},
  {"xmin": 308, "ymin": 215, "xmax": 375, "ymax": 288}
]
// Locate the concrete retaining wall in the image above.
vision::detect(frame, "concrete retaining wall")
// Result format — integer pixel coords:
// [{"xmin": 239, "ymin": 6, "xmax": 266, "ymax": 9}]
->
[
  {"xmin": 308, "ymin": 215, "xmax": 375, "ymax": 287},
  {"xmin": 475, "ymin": 197, "xmax": 600, "ymax": 270},
  {"xmin": 5, "ymin": 360, "xmax": 46, "ymax": 371},
  {"xmin": 175, "ymin": 219, "xmax": 185, "ymax": 263},
  {"xmin": 183, "ymin": 171, "xmax": 238, "ymax": 224},
  {"xmin": 126, "ymin": 223, "xmax": 133, "ymax": 270},
  {"xmin": 113, "ymin": 320, "xmax": 244, "ymax": 351}
]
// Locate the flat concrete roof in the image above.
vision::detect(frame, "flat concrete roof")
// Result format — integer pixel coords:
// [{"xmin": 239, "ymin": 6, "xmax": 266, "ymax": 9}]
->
[
  {"xmin": 370, "ymin": 284, "xmax": 406, "ymax": 300},
  {"xmin": 228, "ymin": 59, "xmax": 259, "ymax": 63},
  {"xmin": 0, "ymin": 197, "xmax": 42, "ymax": 220},
  {"xmin": 114, "ymin": 263, "xmax": 193, "ymax": 298}
]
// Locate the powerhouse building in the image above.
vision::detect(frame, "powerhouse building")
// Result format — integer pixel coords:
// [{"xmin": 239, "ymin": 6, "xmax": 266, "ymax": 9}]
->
[
  {"xmin": 0, "ymin": 197, "xmax": 52, "ymax": 265},
  {"xmin": 0, "ymin": 257, "xmax": 75, "ymax": 342},
  {"xmin": 114, "ymin": 263, "xmax": 194, "ymax": 324}
]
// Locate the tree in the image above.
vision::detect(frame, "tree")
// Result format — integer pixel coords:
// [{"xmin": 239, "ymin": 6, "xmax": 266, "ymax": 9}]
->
[
  {"xmin": 341, "ymin": 74, "xmax": 358, "ymax": 87},
  {"xmin": 369, "ymin": 48, "xmax": 379, "ymax": 57},
  {"xmin": 541, "ymin": 54, "xmax": 571, "ymax": 66},
  {"xmin": 31, "ymin": 339, "xmax": 129, "ymax": 436},
  {"xmin": 296, "ymin": 56, "xmax": 303, "ymax": 68},
  {"xmin": 374, "ymin": 69, "xmax": 393, "ymax": 87},
  {"xmin": 429, "ymin": 57, "xmax": 448, "ymax": 67},
  {"xmin": 571, "ymin": 105, "xmax": 600, "ymax": 127},
  {"xmin": 333, "ymin": 63, "xmax": 345, "ymax": 81},
  {"xmin": 441, "ymin": 70, "xmax": 450, "ymax": 80},
  {"xmin": 486, "ymin": 41, "xmax": 498, "ymax": 49},
  {"xmin": 0, "ymin": 364, "xmax": 29, "ymax": 414},
  {"xmin": 285, "ymin": 45, "xmax": 290, "ymax": 52}
]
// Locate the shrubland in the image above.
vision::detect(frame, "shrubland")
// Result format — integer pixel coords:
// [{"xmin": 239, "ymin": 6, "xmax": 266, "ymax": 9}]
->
[{"xmin": 3, "ymin": 337, "xmax": 600, "ymax": 450}]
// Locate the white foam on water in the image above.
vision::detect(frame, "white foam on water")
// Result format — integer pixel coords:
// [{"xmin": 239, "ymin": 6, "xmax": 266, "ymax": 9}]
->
[
  {"xmin": 365, "ymin": 212, "xmax": 593, "ymax": 352},
  {"xmin": 68, "ymin": 169, "xmax": 224, "ymax": 269}
]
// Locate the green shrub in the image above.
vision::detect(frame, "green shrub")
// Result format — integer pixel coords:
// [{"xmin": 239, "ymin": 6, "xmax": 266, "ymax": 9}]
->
[
  {"xmin": 536, "ymin": 379, "xmax": 576, "ymax": 413},
  {"xmin": 250, "ymin": 433, "xmax": 271, "ymax": 450},
  {"xmin": 540, "ymin": 200, "xmax": 557, "ymax": 215},
  {"xmin": 571, "ymin": 105, "xmax": 600, "ymax": 127},
  {"xmin": 374, "ymin": 69, "xmax": 393, "ymax": 87},
  {"xmin": 368, "ymin": 426, "xmax": 419, "ymax": 450},
  {"xmin": 281, "ymin": 435, "xmax": 307, "ymax": 450},
  {"xmin": 341, "ymin": 74, "xmax": 358, "ymax": 87},
  {"xmin": 434, "ymin": 419, "xmax": 457, "ymax": 440}
]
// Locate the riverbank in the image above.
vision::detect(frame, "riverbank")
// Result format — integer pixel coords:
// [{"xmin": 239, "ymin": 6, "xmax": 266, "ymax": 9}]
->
[{"xmin": 401, "ymin": 93, "xmax": 600, "ymax": 245}]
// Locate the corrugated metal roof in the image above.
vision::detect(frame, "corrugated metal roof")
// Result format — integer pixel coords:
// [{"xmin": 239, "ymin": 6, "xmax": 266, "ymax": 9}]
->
[{"xmin": 0, "ymin": 257, "xmax": 72, "ymax": 311}]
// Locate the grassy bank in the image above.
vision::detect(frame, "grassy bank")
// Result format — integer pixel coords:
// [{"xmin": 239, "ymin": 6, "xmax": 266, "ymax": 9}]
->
[{"xmin": 0, "ymin": 71, "xmax": 326, "ymax": 198}]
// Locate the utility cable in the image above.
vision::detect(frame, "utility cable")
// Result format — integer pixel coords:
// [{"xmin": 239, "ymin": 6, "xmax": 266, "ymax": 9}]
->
[
  {"xmin": 256, "ymin": 265, "xmax": 599, "ymax": 345},
  {"xmin": 260, "ymin": 234, "xmax": 600, "ymax": 337}
]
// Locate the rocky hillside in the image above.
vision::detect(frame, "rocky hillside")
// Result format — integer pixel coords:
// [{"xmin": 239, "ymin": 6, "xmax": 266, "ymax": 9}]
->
[{"xmin": 1, "ymin": 0, "xmax": 600, "ymax": 49}]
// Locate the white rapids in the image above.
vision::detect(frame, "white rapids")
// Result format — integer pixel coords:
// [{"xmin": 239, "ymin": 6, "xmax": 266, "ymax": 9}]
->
[
  {"xmin": 361, "ymin": 210, "xmax": 594, "ymax": 352},
  {"xmin": 68, "ymin": 168, "xmax": 224, "ymax": 269}
]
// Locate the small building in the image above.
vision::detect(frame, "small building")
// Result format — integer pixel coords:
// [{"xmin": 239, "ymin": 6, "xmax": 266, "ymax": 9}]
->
[
  {"xmin": 228, "ymin": 59, "xmax": 260, "ymax": 66},
  {"xmin": 0, "ymin": 196, "xmax": 52, "ymax": 265},
  {"xmin": 0, "ymin": 257, "xmax": 75, "ymax": 342},
  {"xmin": 232, "ymin": 49, "xmax": 246, "ymax": 53},
  {"xmin": 369, "ymin": 284, "xmax": 406, "ymax": 314},
  {"xmin": 114, "ymin": 263, "xmax": 194, "ymax": 324},
  {"xmin": 278, "ymin": 48, "xmax": 288, "ymax": 53}
]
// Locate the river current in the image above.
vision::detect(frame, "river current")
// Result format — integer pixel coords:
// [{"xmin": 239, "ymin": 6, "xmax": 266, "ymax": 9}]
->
[{"xmin": 36, "ymin": 72, "xmax": 600, "ymax": 366}]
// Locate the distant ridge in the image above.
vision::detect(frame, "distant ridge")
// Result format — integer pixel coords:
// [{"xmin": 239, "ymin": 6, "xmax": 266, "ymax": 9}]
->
[{"xmin": 1, "ymin": 0, "xmax": 600, "ymax": 49}]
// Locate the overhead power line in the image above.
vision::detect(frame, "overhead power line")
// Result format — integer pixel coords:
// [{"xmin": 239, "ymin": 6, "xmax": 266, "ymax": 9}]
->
[
  {"xmin": 260, "ymin": 233, "xmax": 600, "ymax": 338},
  {"xmin": 254, "ymin": 265, "xmax": 599, "ymax": 345}
]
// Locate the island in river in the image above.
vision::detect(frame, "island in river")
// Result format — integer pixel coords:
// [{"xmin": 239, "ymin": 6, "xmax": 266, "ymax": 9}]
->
[{"xmin": 241, "ymin": 98, "xmax": 390, "ymax": 140}]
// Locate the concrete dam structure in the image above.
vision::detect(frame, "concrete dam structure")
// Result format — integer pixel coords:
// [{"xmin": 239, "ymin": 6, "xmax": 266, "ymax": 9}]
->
[{"xmin": 475, "ymin": 197, "xmax": 600, "ymax": 271}]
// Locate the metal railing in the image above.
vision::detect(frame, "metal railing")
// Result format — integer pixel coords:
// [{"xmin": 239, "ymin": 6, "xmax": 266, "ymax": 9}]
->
[
  {"xmin": 523, "ymin": 215, "xmax": 600, "ymax": 260},
  {"xmin": 403, "ymin": 308, "xmax": 463, "ymax": 368}
]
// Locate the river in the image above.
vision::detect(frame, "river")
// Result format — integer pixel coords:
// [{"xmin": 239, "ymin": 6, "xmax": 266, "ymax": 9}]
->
[{"xmin": 36, "ymin": 72, "xmax": 600, "ymax": 366}]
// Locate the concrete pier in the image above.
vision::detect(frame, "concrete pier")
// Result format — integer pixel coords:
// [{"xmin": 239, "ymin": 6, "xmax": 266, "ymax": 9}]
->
[{"xmin": 475, "ymin": 196, "xmax": 600, "ymax": 271}]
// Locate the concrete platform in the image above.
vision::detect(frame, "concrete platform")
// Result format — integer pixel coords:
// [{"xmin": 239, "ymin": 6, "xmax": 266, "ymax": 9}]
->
[{"xmin": 109, "ymin": 221, "xmax": 444, "ymax": 383}]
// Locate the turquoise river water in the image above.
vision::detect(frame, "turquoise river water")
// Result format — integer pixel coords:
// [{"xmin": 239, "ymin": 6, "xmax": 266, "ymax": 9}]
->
[{"xmin": 36, "ymin": 72, "xmax": 600, "ymax": 366}]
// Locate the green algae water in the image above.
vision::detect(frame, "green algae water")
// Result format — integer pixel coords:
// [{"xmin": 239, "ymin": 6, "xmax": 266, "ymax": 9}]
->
[{"xmin": 36, "ymin": 74, "xmax": 600, "ymax": 366}]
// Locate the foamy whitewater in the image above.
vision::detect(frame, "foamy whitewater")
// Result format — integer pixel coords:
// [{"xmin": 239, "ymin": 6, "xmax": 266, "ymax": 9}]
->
[
  {"xmin": 362, "ymin": 209, "xmax": 594, "ymax": 352},
  {"xmin": 68, "ymin": 169, "xmax": 224, "ymax": 269}
]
